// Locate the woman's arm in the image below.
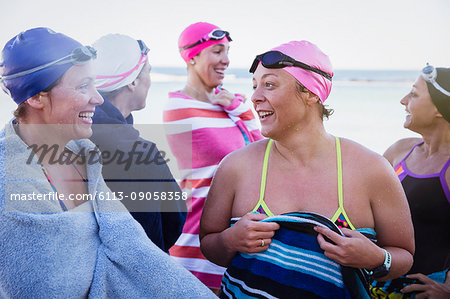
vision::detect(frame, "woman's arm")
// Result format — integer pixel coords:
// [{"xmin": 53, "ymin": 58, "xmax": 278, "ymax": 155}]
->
[
  {"xmin": 199, "ymin": 153, "xmax": 279, "ymax": 267},
  {"xmin": 215, "ymin": 92, "xmax": 254, "ymax": 121},
  {"xmin": 211, "ymin": 90, "xmax": 263, "ymax": 142}
]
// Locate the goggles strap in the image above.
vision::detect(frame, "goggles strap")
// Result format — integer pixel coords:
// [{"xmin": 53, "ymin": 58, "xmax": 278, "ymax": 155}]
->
[
  {"xmin": 250, "ymin": 51, "xmax": 332, "ymax": 81},
  {"xmin": 429, "ymin": 79, "xmax": 450, "ymax": 97},
  {"xmin": 96, "ymin": 54, "xmax": 148, "ymax": 89},
  {"xmin": 181, "ymin": 29, "xmax": 230, "ymax": 50},
  {"xmin": 1, "ymin": 54, "xmax": 72, "ymax": 80},
  {"xmin": 0, "ymin": 46, "xmax": 94, "ymax": 81},
  {"xmin": 422, "ymin": 69, "xmax": 450, "ymax": 97}
]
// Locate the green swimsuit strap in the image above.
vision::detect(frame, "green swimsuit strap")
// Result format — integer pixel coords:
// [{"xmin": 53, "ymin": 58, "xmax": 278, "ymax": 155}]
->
[
  {"xmin": 253, "ymin": 139, "xmax": 274, "ymax": 216},
  {"xmin": 336, "ymin": 136, "xmax": 344, "ymax": 208},
  {"xmin": 333, "ymin": 136, "xmax": 356, "ymax": 230},
  {"xmin": 256, "ymin": 137, "xmax": 353, "ymax": 226}
]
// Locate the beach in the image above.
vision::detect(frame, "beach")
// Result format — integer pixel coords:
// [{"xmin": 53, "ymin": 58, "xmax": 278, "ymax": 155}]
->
[{"xmin": 131, "ymin": 67, "xmax": 420, "ymax": 155}]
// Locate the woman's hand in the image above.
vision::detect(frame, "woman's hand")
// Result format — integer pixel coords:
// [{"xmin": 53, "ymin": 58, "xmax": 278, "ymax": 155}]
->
[
  {"xmin": 210, "ymin": 89, "xmax": 235, "ymax": 107},
  {"xmin": 315, "ymin": 226, "xmax": 385, "ymax": 269},
  {"xmin": 400, "ymin": 273, "xmax": 450, "ymax": 299},
  {"xmin": 225, "ymin": 213, "xmax": 280, "ymax": 254}
]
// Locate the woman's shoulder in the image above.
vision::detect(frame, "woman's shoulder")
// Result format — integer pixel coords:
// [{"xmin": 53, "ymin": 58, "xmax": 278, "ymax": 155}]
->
[
  {"xmin": 217, "ymin": 139, "xmax": 270, "ymax": 172},
  {"xmin": 339, "ymin": 137, "xmax": 383, "ymax": 159},
  {"xmin": 338, "ymin": 138, "xmax": 406, "ymax": 198},
  {"xmin": 339, "ymin": 137, "xmax": 421, "ymax": 163},
  {"xmin": 209, "ymin": 139, "xmax": 269, "ymax": 189},
  {"xmin": 338, "ymin": 137, "xmax": 394, "ymax": 175},
  {"xmin": 226, "ymin": 138, "xmax": 269, "ymax": 159},
  {"xmin": 383, "ymin": 137, "xmax": 423, "ymax": 166},
  {"xmin": 168, "ymin": 90, "xmax": 189, "ymax": 99}
]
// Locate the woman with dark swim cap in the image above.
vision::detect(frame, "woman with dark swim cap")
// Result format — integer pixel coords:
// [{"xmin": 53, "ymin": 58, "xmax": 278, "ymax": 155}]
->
[
  {"xmin": 163, "ymin": 22, "xmax": 263, "ymax": 292},
  {"xmin": 0, "ymin": 27, "xmax": 213, "ymax": 298},
  {"xmin": 371, "ymin": 66, "xmax": 450, "ymax": 299},
  {"xmin": 200, "ymin": 40, "xmax": 415, "ymax": 298}
]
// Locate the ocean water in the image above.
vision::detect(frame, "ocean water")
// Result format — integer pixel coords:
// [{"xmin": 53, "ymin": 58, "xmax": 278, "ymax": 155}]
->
[
  {"xmin": 0, "ymin": 68, "xmax": 420, "ymax": 155},
  {"xmin": 141, "ymin": 68, "xmax": 420, "ymax": 154}
]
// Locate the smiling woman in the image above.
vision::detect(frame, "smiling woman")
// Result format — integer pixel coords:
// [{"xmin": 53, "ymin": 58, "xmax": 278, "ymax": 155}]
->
[
  {"xmin": 0, "ymin": 27, "xmax": 104, "ymax": 211},
  {"xmin": 163, "ymin": 21, "xmax": 263, "ymax": 292},
  {"xmin": 37, "ymin": 64, "xmax": 101, "ymax": 136},
  {"xmin": 199, "ymin": 40, "xmax": 415, "ymax": 298},
  {"xmin": 371, "ymin": 66, "xmax": 450, "ymax": 298},
  {"xmin": 0, "ymin": 27, "xmax": 213, "ymax": 298}
]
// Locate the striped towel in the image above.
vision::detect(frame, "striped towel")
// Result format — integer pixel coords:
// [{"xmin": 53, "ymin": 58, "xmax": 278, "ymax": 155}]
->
[
  {"xmin": 221, "ymin": 212, "xmax": 372, "ymax": 299},
  {"xmin": 164, "ymin": 90, "xmax": 263, "ymax": 288}
]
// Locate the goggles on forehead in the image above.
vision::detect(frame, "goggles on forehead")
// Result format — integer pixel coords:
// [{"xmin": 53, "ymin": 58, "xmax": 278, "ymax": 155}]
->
[
  {"xmin": 180, "ymin": 29, "xmax": 232, "ymax": 50},
  {"xmin": 0, "ymin": 46, "xmax": 97, "ymax": 81},
  {"xmin": 137, "ymin": 39, "xmax": 150, "ymax": 56},
  {"xmin": 421, "ymin": 63, "xmax": 450, "ymax": 97},
  {"xmin": 96, "ymin": 39, "xmax": 149, "ymax": 89},
  {"xmin": 249, "ymin": 50, "xmax": 332, "ymax": 81}
]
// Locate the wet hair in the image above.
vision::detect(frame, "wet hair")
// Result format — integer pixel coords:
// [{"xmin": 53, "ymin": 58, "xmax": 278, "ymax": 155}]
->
[
  {"xmin": 295, "ymin": 81, "xmax": 334, "ymax": 119},
  {"xmin": 13, "ymin": 76, "xmax": 62, "ymax": 121},
  {"xmin": 13, "ymin": 102, "xmax": 27, "ymax": 119}
]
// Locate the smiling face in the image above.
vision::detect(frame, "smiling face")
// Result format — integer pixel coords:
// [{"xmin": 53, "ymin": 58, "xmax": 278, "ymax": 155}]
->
[
  {"xmin": 43, "ymin": 61, "xmax": 104, "ymax": 139},
  {"xmin": 251, "ymin": 65, "xmax": 311, "ymax": 138},
  {"xmin": 400, "ymin": 76, "xmax": 439, "ymax": 132},
  {"xmin": 192, "ymin": 43, "xmax": 230, "ymax": 88}
]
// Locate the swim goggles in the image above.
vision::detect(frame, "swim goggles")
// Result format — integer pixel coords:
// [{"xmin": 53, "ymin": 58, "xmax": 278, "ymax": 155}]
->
[
  {"xmin": 0, "ymin": 46, "xmax": 97, "ymax": 81},
  {"xmin": 96, "ymin": 39, "xmax": 149, "ymax": 89},
  {"xmin": 249, "ymin": 50, "xmax": 333, "ymax": 81},
  {"xmin": 180, "ymin": 29, "xmax": 232, "ymax": 50},
  {"xmin": 421, "ymin": 63, "xmax": 450, "ymax": 97}
]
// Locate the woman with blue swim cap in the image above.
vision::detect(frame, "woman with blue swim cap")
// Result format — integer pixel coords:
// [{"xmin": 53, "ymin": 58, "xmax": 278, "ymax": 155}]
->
[
  {"xmin": 0, "ymin": 27, "xmax": 104, "ymax": 211},
  {"xmin": 0, "ymin": 27, "xmax": 213, "ymax": 298}
]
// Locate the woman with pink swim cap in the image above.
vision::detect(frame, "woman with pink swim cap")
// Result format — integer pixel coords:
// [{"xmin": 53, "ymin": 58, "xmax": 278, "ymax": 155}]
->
[
  {"xmin": 200, "ymin": 41, "xmax": 415, "ymax": 298},
  {"xmin": 163, "ymin": 22, "xmax": 263, "ymax": 293}
]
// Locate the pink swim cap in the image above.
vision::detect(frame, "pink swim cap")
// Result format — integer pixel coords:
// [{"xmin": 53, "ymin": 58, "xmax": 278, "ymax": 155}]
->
[
  {"xmin": 269, "ymin": 41, "xmax": 333, "ymax": 102},
  {"xmin": 178, "ymin": 22, "xmax": 231, "ymax": 63}
]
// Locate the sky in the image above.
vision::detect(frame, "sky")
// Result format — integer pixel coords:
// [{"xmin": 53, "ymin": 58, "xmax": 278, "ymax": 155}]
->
[{"xmin": 0, "ymin": 0, "xmax": 449, "ymax": 70}]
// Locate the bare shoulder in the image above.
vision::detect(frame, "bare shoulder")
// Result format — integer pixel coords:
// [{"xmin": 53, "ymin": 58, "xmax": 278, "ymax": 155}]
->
[
  {"xmin": 340, "ymin": 137, "xmax": 386, "ymax": 163},
  {"xmin": 215, "ymin": 139, "xmax": 270, "ymax": 177},
  {"xmin": 383, "ymin": 137, "xmax": 423, "ymax": 166},
  {"xmin": 339, "ymin": 137, "xmax": 396, "ymax": 177},
  {"xmin": 339, "ymin": 137, "xmax": 407, "ymax": 201},
  {"xmin": 220, "ymin": 139, "xmax": 269, "ymax": 166}
]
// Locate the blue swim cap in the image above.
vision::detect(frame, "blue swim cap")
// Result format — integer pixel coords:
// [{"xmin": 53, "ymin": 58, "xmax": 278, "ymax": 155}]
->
[{"xmin": 0, "ymin": 27, "xmax": 86, "ymax": 105}]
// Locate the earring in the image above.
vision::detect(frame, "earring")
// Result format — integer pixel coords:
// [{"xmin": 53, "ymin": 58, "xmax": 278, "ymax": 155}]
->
[{"xmin": 190, "ymin": 60, "xmax": 195, "ymax": 65}]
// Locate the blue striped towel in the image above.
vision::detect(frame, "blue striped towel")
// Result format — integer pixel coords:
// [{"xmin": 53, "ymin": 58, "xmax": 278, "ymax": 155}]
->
[{"xmin": 221, "ymin": 212, "xmax": 372, "ymax": 299}]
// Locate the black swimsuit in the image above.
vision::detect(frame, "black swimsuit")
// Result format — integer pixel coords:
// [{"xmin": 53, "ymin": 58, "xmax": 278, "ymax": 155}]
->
[
  {"xmin": 371, "ymin": 142, "xmax": 450, "ymax": 298},
  {"xmin": 395, "ymin": 142, "xmax": 450, "ymax": 274}
]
